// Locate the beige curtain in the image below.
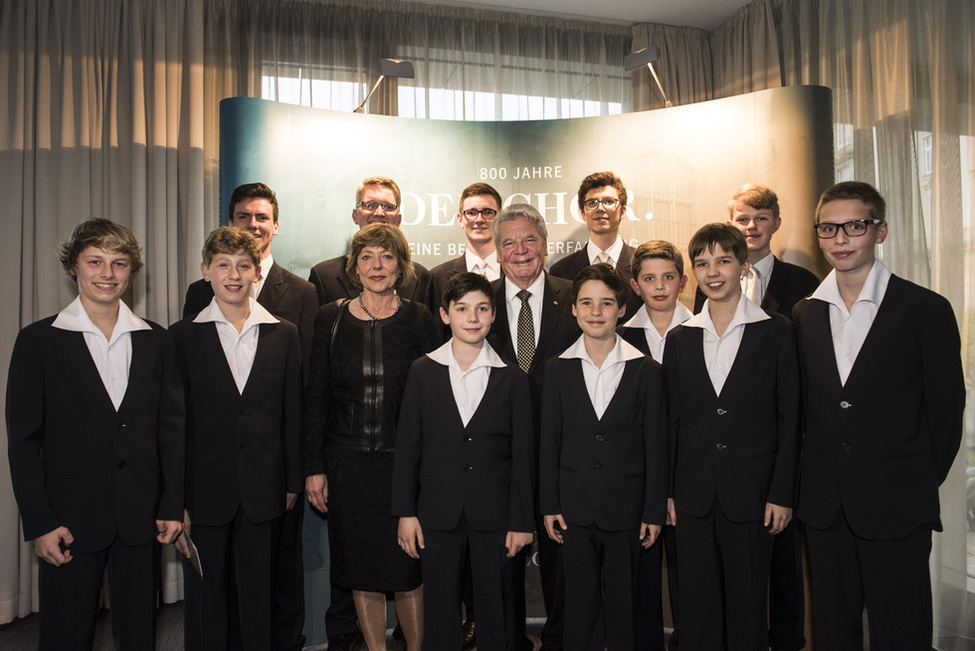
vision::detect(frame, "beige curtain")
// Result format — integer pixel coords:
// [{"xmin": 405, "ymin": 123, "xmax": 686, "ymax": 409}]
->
[
  {"xmin": 637, "ymin": 0, "xmax": 974, "ymax": 642},
  {"xmin": 631, "ymin": 22, "xmax": 714, "ymax": 110},
  {"xmin": 0, "ymin": 0, "xmax": 205, "ymax": 622}
]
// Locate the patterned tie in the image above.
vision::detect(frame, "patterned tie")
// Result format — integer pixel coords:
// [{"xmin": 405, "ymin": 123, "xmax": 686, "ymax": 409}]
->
[
  {"xmin": 745, "ymin": 267, "xmax": 763, "ymax": 304},
  {"xmin": 473, "ymin": 260, "xmax": 487, "ymax": 276},
  {"xmin": 516, "ymin": 289, "xmax": 535, "ymax": 373},
  {"xmin": 597, "ymin": 251, "xmax": 611, "ymax": 265}
]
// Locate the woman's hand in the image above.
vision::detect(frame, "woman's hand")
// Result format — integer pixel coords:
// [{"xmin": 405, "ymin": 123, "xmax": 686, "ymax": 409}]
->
[
  {"xmin": 397, "ymin": 517, "xmax": 424, "ymax": 559},
  {"xmin": 306, "ymin": 474, "xmax": 328, "ymax": 513}
]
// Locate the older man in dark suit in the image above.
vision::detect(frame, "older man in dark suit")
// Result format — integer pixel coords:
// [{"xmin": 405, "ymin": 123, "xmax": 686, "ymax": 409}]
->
[
  {"xmin": 487, "ymin": 203, "xmax": 580, "ymax": 651},
  {"xmin": 182, "ymin": 183, "xmax": 316, "ymax": 651}
]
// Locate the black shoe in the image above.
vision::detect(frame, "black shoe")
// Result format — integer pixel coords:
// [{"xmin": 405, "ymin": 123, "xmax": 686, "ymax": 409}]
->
[
  {"xmin": 462, "ymin": 619, "xmax": 477, "ymax": 650},
  {"xmin": 328, "ymin": 631, "xmax": 365, "ymax": 651},
  {"xmin": 392, "ymin": 623, "xmax": 407, "ymax": 649}
]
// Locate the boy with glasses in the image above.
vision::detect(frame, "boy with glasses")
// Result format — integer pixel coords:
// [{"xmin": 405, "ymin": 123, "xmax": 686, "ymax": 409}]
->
[
  {"xmin": 550, "ymin": 171, "xmax": 643, "ymax": 317},
  {"xmin": 794, "ymin": 181, "xmax": 964, "ymax": 650},
  {"xmin": 432, "ymin": 182, "xmax": 503, "ymax": 296}
]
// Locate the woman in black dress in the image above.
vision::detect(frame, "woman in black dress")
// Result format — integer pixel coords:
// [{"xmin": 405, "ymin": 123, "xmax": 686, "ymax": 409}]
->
[{"xmin": 304, "ymin": 223, "xmax": 438, "ymax": 650}]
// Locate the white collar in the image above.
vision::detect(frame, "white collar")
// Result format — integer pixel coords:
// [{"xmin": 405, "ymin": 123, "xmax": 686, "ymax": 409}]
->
[
  {"xmin": 261, "ymin": 253, "xmax": 274, "ymax": 279},
  {"xmin": 684, "ymin": 294, "xmax": 769, "ymax": 337},
  {"xmin": 809, "ymin": 260, "xmax": 891, "ymax": 311},
  {"xmin": 750, "ymin": 252, "xmax": 775, "ymax": 277},
  {"xmin": 586, "ymin": 236, "xmax": 624, "ymax": 265},
  {"xmin": 193, "ymin": 297, "xmax": 280, "ymax": 327},
  {"xmin": 465, "ymin": 248, "xmax": 498, "ymax": 273},
  {"xmin": 559, "ymin": 333, "xmax": 643, "ymax": 364},
  {"xmin": 427, "ymin": 339, "xmax": 507, "ymax": 371},
  {"xmin": 52, "ymin": 296, "xmax": 151, "ymax": 343},
  {"xmin": 621, "ymin": 301, "xmax": 693, "ymax": 332},
  {"xmin": 505, "ymin": 271, "xmax": 546, "ymax": 303}
]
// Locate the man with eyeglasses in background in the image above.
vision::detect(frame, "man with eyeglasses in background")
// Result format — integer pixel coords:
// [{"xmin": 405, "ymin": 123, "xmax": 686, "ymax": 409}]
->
[
  {"xmin": 308, "ymin": 176, "xmax": 436, "ymax": 312},
  {"xmin": 306, "ymin": 175, "xmax": 436, "ymax": 651},
  {"xmin": 432, "ymin": 182, "xmax": 503, "ymax": 299},
  {"xmin": 549, "ymin": 171, "xmax": 643, "ymax": 317}
]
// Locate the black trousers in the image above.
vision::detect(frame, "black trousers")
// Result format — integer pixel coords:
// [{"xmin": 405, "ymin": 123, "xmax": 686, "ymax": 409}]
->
[
  {"xmin": 38, "ymin": 535, "xmax": 155, "ymax": 651},
  {"xmin": 805, "ymin": 509, "xmax": 932, "ymax": 651}
]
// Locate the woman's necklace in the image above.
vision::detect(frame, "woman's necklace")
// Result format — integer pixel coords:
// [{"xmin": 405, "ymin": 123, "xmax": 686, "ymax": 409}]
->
[{"xmin": 358, "ymin": 292, "xmax": 401, "ymax": 321}]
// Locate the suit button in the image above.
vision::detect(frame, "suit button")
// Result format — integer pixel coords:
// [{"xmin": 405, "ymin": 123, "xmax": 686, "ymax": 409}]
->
[
  {"xmin": 595, "ymin": 434, "xmax": 604, "ymax": 442},
  {"xmin": 841, "ymin": 442, "xmax": 852, "ymax": 451},
  {"xmin": 840, "ymin": 401, "xmax": 851, "ymax": 409},
  {"xmin": 594, "ymin": 463, "xmax": 603, "ymax": 471},
  {"xmin": 715, "ymin": 443, "xmax": 727, "ymax": 451},
  {"xmin": 716, "ymin": 408, "xmax": 727, "ymax": 415},
  {"xmin": 237, "ymin": 444, "xmax": 244, "ymax": 450},
  {"xmin": 463, "ymin": 436, "xmax": 472, "ymax": 443},
  {"xmin": 116, "ymin": 422, "xmax": 126, "ymax": 429},
  {"xmin": 238, "ymin": 409, "xmax": 248, "ymax": 416},
  {"xmin": 464, "ymin": 464, "xmax": 473, "ymax": 471},
  {"xmin": 117, "ymin": 461, "xmax": 126, "ymax": 469}
]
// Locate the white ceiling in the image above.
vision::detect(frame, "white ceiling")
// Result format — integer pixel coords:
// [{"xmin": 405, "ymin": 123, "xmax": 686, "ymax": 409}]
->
[{"xmin": 402, "ymin": 0, "xmax": 749, "ymax": 29}]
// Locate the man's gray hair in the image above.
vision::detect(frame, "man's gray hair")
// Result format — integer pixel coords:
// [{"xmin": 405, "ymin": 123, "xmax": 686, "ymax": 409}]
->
[{"xmin": 493, "ymin": 203, "xmax": 548, "ymax": 249}]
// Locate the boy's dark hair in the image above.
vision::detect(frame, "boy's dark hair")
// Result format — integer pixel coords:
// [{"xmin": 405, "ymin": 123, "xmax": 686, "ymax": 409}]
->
[
  {"xmin": 571, "ymin": 263, "xmax": 627, "ymax": 307},
  {"xmin": 59, "ymin": 218, "xmax": 143, "ymax": 277},
  {"xmin": 688, "ymin": 223, "xmax": 748, "ymax": 265},
  {"xmin": 728, "ymin": 183, "xmax": 779, "ymax": 220},
  {"xmin": 577, "ymin": 171, "xmax": 627, "ymax": 211},
  {"xmin": 460, "ymin": 183, "xmax": 502, "ymax": 209},
  {"xmin": 346, "ymin": 223, "xmax": 416, "ymax": 290},
  {"xmin": 440, "ymin": 272, "xmax": 496, "ymax": 311},
  {"xmin": 815, "ymin": 181, "xmax": 887, "ymax": 223},
  {"xmin": 202, "ymin": 226, "xmax": 261, "ymax": 267},
  {"xmin": 228, "ymin": 182, "xmax": 279, "ymax": 223},
  {"xmin": 630, "ymin": 240, "xmax": 684, "ymax": 279}
]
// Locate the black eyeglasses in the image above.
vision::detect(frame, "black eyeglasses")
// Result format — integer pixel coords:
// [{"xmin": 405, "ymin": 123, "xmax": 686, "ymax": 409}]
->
[
  {"xmin": 583, "ymin": 198, "xmax": 620, "ymax": 211},
  {"xmin": 461, "ymin": 208, "xmax": 497, "ymax": 220},
  {"xmin": 357, "ymin": 201, "xmax": 399, "ymax": 214},
  {"xmin": 814, "ymin": 219, "xmax": 881, "ymax": 239}
]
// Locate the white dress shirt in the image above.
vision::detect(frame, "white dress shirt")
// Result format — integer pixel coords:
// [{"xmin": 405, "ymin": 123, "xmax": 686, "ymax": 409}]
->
[
  {"xmin": 465, "ymin": 249, "xmax": 501, "ymax": 282},
  {"xmin": 806, "ymin": 260, "xmax": 891, "ymax": 385},
  {"xmin": 621, "ymin": 302, "xmax": 694, "ymax": 363},
  {"xmin": 194, "ymin": 297, "xmax": 280, "ymax": 393},
  {"xmin": 586, "ymin": 236, "xmax": 625, "ymax": 267},
  {"xmin": 742, "ymin": 252, "xmax": 774, "ymax": 304},
  {"xmin": 682, "ymin": 295, "xmax": 770, "ymax": 395},
  {"xmin": 559, "ymin": 334, "xmax": 643, "ymax": 419},
  {"xmin": 52, "ymin": 296, "xmax": 152, "ymax": 410},
  {"xmin": 427, "ymin": 340, "xmax": 507, "ymax": 426},
  {"xmin": 505, "ymin": 272, "xmax": 546, "ymax": 350}
]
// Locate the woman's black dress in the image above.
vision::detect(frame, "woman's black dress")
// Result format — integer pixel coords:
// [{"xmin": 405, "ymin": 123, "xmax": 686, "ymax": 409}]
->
[{"xmin": 304, "ymin": 298, "xmax": 438, "ymax": 592}]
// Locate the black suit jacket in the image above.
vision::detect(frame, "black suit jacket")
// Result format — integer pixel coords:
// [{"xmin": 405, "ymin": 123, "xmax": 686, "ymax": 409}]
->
[
  {"xmin": 664, "ymin": 315, "xmax": 800, "ymax": 522},
  {"xmin": 430, "ymin": 255, "xmax": 469, "ymax": 301},
  {"xmin": 694, "ymin": 256, "xmax": 819, "ymax": 318},
  {"xmin": 183, "ymin": 261, "xmax": 318, "ymax": 376},
  {"xmin": 392, "ymin": 356, "xmax": 535, "ymax": 533},
  {"xmin": 170, "ymin": 318, "xmax": 303, "ymax": 526},
  {"xmin": 539, "ymin": 356, "xmax": 668, "ymax": 531},
  {"xmin": 793, "ymin": 275, "xmax": 964, "ymax": 539},
  {"xmin": 549, "ymin": 243, "xmax": 643, "ymax": 318},
  {"xmin": 6, "ymin": 318, "xmax": 185, "ymax": 551},
  {"xmin": 308, "ymin": 254, "xmax": 437, "ymax": 315}
]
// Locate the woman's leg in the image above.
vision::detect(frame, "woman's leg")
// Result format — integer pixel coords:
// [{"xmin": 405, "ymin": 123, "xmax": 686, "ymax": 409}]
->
[
  {"xmin": 353, "ymin": 589, "xmax": 388, "ymax": 651},
  {"xmin": 394, "ymin": 585, "xmax": 424, "ymax": 650}
]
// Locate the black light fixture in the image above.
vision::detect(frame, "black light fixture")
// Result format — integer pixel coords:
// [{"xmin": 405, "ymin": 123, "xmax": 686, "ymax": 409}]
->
[
  {"xmin": 623, "ymin": 46, "xmax": 672, "ymax": 108},
  {"xmin": 354, "ymin": 58, "xmax": 415, "ymax": 113}
]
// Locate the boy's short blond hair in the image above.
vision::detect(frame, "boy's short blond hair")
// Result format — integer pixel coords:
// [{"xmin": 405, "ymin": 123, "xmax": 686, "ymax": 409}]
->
[
  {"xmin": 59, "ymin": 218, "xmax": 143, "ymax": 277},
  {"xmin": 202, "ymin": 227, "xmax": 261, "ymax": 267},
  {"xmin": 630, "ymin": 240, "xmax": 684, "ymax": 279},
  {"xmin": 728, "ymin": 184, "xmax": 779, "ymax": 220}
]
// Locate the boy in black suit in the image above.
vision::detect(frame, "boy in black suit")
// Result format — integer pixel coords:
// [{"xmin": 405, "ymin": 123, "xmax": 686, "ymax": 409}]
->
[
  {"xmin": 171, "ymin": 227, "xmax": 303, "ymax": 651},
  {"xmin": 393, "ymin": 272, "xmax": 535, "ymax": 651},
  {"xmin": 794, "ymin": 182, "xmax": 964, "ymax": 650},
  {"xmin": 6, "ymin": 219, "xmax": 185, "ymax": 650},
  {"xmin": 618, "ymin": 240, "xmax": 691, "ymax": 650},
  {"xmin": 664, "ymin": 223, "xmax": 800, "ymax": 651},
  {"xmin": 540, "ymin": 263, "xmax": 668, "ymax": 651}
]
